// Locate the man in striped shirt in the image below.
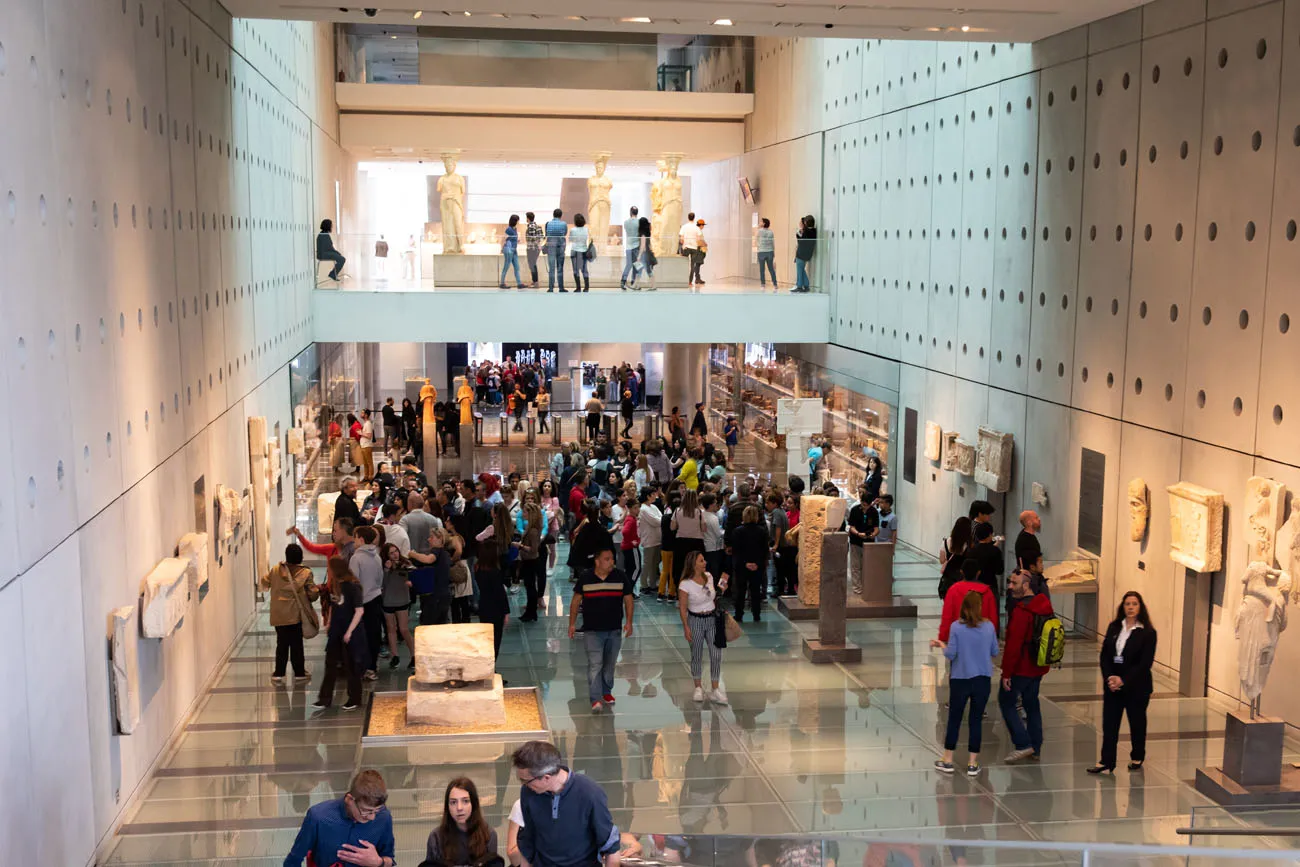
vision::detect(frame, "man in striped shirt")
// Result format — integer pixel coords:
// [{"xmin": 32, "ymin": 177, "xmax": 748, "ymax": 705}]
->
[{"xmin": 569, "ymin": 547, "xmax": 634, "ymax": 712}]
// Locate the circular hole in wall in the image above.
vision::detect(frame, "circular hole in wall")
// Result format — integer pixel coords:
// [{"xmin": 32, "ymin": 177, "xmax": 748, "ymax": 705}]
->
[
  {"xmin": 1274, "ymin": 405, "xmax": 1284, "ymax": 424},
  {"xmin": 1134, "ymin": 377, "xmax": 1143, "ymax": 395},
  {"xmin": 1165, "ymin": 384, "xmax": 1174, "ymax": 402},
  {"xmin": 1240, "ymin": 309, "xmax": 1250, "ymax": 329},
  {"xmin": 1233, "ymin": 397, "xmax": 1244, "ymax": 416},
  {"xmin": 1203, "ymin": 306, "xmax": 1213, "ymax": 325},
  {"xmin": 1281, "ymin": 313, "xmax": 1291, "ymax": 333},
  {"xmin": 1197, "ymin": 389, "xmax": 1207, "ymax": 408}
]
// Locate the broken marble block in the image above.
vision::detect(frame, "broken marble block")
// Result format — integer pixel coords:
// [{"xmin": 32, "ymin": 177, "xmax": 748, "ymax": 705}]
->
[
  {"xmin": 973, "ymin": 427, "xmax": 1013, "ymax": 492},
  {"xmin": 941, "ymin": 431, "xmax": 961, "ymax": 471},
  {"xmin": 267, "ymin": 438, "xmax": 282, "ymax": 478},
  {"xmin": 287, "ymin": 427, "xmax": 306, "ymax": 457},
  {"xmin": 1031, "ymin": 482, "xmax": 1049, "ymax": 507},
  {"xmin": 953, "ymin": 440, "xmax": 976, "ymax": 476},
  {"xmin": 407, "ymin": 674, "xmax": 506, "ymax": 726},
  {"xmin": 110, "ymin": 606, "xmax": 140, "ymax": 734},
  {"xmin": 1246, "ymin": 476, "xmax": 1286, "ymax": 566},
  {"xmin": 1167, "ymin": 481, "xmax": 1225, "ymax": 572},
  {"xmin": 141, "ymin": 557, "xmax": 189, "ymax": 638},
  {"xmin": 1128, "ymin": 478, "xmax": 1149, "ymax": 542},
  {"xmin": 248, "ymin": 416, "xmax": 268, "ymax": 457},
  {"xmin": 923, "ymin": 422, "xmax": 942, "ymax": 462},
  {"xmin": 413, "ymin": 623, "xmax": 497, "ymax": 684},
  {"xmin": 797, "ymin": 495, "xmax": 849, "ymax": 606},
  {"xmin": 178, "ymin": 531, "xmax": 209, "ymax": 597}
]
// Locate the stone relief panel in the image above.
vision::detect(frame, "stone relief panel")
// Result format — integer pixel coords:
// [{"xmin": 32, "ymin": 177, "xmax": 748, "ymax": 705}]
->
[
  {"xmin": 924, "ymin": 421, "xmax": 942, "ymax": 461},
  {"xmin": 1167, "ymin": 481, "xmax": 1224, "ymax": 572},
  {"xmin": 1245, "ymin": 476, "xmax": 1286, "ymax": 565},
  {"xmin": 1128, "ymin": 477, "xmax": 1149, "ymax": 542},
  {"xmin": 973, "ymin": 426, "xmax": 1014, "ymax": 492}
]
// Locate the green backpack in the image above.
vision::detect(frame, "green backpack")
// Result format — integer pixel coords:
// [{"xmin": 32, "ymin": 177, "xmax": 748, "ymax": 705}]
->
[{"xmin": 1027, "ymin": 607, "xmax": 1066, "ymax": 667}]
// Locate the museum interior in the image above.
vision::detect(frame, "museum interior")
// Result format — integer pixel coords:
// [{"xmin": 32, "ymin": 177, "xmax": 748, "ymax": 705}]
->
[{"xmin": 11, "ymin": 0, "xmax": 1300, "ymax": 864}]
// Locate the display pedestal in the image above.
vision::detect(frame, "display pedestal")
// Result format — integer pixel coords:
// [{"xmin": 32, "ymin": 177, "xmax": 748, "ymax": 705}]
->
[
  {"xmin": 1195, "ymin": 711, "xmax": 1300, "ymax": 805},
  {"xmin": 780, "ymin": 540, "xmax": 916, "ymax": 620},
  {"xmin": 431, "ymin": 253, "xmax": 689, "ymax": 289},
  {"xmin": 801, "ymin": 533, "xmax": 861, "ymax": 664},
  {"xmin": 459, "ymin": 424, "xmax": 475, "ymax": 477}
]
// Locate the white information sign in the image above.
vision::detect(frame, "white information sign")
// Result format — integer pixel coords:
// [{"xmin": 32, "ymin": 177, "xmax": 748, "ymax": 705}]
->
[{"xmin": 777, "ymin": 398, "xmax": 822, "ymax": 435}]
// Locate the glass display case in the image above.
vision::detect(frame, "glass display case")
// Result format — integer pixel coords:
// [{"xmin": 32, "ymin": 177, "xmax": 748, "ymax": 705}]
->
[{"xmin": 708, "ymin": 343, "xmax": 894, "ymax": 491}]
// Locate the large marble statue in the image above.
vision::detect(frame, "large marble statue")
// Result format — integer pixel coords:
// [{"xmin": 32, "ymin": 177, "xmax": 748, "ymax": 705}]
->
[
  {"xmin": 659, "ymin": 155, "xmax": 684, "ymax": 257},
  {"xmin": 649, "ymin": 158, "xmax": 667, "ymax": 255},
  {"xmin": 419, "ymin": 380, "xmax": 438, "ymax": 461},
  {"xmin": 587, "ymin": 155, "xmax": 613, "ymax": 255},
  {"xmin": 437, "ymin": 154, "xmax": 466, "ymax": 254},
  {"xmin": 456, "ymin": 381, "xmax": 475, "ymax": 425},
  {"xmin": 1235, "ymin": 561, "xmax": 1292, "ymax": 706}
]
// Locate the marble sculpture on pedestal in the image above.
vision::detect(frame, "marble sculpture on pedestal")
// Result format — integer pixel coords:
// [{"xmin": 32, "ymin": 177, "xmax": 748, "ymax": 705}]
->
[
  {"xmin": 649, "ymin": 159, "xmax": 667, "ymax": 254},
  {"xmin": 438, "ymin": 154, "xmax": 467, "ymax": 254},
  {"xmin": 659, "ymin": 156, "xmax": 683, "ymax": 257},
  {"xmin": 407, "ymin": 623, "xmax": 506, "ymax": 726},
  {"xmin": 796, "ymin": 494, "xmax": 848, "ymax": 606},
  {"xmin": 1235, "ymin": 561, "xmax": 1292, "ymax": 704},
  {"xmin": 587, "ymin": 155, "xmax": 613, "ymax": 254}
]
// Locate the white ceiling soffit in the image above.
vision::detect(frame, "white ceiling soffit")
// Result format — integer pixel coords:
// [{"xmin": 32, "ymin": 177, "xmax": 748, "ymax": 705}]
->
[{"xmin": 223, "ymin": 0, "xmax": 1148, "ymax": 44}]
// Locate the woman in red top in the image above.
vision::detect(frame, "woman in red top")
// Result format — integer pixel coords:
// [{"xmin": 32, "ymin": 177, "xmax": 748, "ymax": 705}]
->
[
  {"xmin": 328, "ymin": 415, "xmax": 344, "ymax": 470},
  {"xmin": 621, "ymin": 501, "xmax": 642, "ymax": 588}
]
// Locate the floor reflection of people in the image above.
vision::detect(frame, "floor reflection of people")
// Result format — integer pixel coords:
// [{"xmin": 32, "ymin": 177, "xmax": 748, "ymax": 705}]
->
[{"xmin": 677, "ymin": 709, "xmax": 738, "ymax": 834}]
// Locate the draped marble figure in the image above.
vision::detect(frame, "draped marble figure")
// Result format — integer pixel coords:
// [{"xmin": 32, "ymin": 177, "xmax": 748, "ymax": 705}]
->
[{"xmin": 1235, "ymin": 561, "xmax": 1292, "ymax": 705}]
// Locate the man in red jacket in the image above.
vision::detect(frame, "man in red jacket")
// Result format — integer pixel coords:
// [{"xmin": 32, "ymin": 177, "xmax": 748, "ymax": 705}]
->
[
  {"xmin": 999, "ymin": 568, "xmax": 1054, "ymax": 762},
  {"xmin": 932, "ymin": 559, "xmax": 1000, "ymax": 647}
]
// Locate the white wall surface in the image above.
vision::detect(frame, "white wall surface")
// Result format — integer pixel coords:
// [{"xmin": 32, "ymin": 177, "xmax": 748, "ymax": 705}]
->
[
  {"xmin": 0, "ymin": 2, "xmax": 342, "ymax": 862},
  {"xmin": 719, "ymin": 2, "xmax": 1300, "ymax": 719}
]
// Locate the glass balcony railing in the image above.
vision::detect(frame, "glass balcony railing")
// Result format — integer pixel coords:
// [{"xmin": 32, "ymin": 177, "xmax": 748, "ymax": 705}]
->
[{"xmin": 312, "ymin": 232, "xmax": 821, "ymax": 293}]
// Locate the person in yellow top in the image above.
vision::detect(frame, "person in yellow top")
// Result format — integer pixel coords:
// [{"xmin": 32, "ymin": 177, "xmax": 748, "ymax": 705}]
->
[{"xmin": 678, "ymin": 446, "xmax": 701, "ymax": 491}]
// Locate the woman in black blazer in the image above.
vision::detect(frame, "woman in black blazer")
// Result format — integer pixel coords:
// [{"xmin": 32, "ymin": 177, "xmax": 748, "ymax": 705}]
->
[{"xmin": 1089, "ymin": 591, "xmax": 1157, "ymax": 773}]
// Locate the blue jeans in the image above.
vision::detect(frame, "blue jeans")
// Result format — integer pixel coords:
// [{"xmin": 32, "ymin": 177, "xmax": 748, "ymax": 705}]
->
[
  {"xmin": 583, "ymin": 629, "xmax": 622, "ymax": 701},
  {"xmin": 621, "ymin": 248, "xmax": 639, "ymax": 285},
  {"xmin": 944, "ymin": 675, "xmax": 990, "ymax": 753},
  {"xmin": 319, "ymin": 251, "xmax": 346, "ymax": 278},
  {"xmin": 998, "ymin": 675, "xmax": 1043, "ymax": 753},
  {"xmin": 547, "ymin": 243, "xmax": 566, "ymax": 291},
  {"xmin": 757, "ymin": 251, "xmax": 777, "ymax": 286},
  {"xmin": 500, "ymin": 249, "xmax": 522, "ymax": 286},
  {"xmin": 571, "ymin": 251, "xmax": 590, "ymax": 291},
  {"xmin": 794, "ymin": 257, "xmax": 809, "ymax": 290}
]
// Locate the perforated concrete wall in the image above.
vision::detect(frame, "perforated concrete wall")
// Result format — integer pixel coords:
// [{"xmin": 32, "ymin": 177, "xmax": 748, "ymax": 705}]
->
[
  {"xmin": 700, "ymin": 0, "xmax": 1300, "ymax": 721},
  {"xmin": 0, "ymin": 2, "xmax": 340, "ymax": 862}
]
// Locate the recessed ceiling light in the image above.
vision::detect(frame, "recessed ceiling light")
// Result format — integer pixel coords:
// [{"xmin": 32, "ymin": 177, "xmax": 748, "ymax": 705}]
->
[
  {"xmin": 390, "ymin": 34, "xmax": 397, "ymax": 38},
  {"xmin": 412, "ymin": 9, "xmax": 422, "ymax": 18},
  {"xmin": 463, "ymin": 10, "xmax": 472, "ymax": 15},
  {"xmin": 713, "ymin": 18, "xmax": 733, "ymax": 25},
  {"xmin": 960, "ymin": 24, "xmax": 970, "ymax": 31},
  {"xmin": 621, "ymin": 17, "xmax": 652, "ymax": 23}
]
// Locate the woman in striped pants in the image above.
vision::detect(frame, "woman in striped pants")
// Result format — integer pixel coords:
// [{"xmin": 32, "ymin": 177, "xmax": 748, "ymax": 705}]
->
[{"xmin": 678, "ymin": 551, "xmax": 728, "ymax": 704}]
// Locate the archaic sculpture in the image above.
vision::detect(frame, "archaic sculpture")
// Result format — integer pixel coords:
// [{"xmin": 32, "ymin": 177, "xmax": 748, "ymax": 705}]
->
[
  {"xmin": 178, "ymin": 532, "xmax": 209, "ymax": 597},
  {"xmin": 1235, "ymin": 561, "xmax": 1292, "ymax": 709},
  {"xmin": 1246, "ymin": 477, "xmax": 1287, "ymax": 566},
  {"xmin": 953, "ymin": 440, "xmax": 976, "ymax": 476},
  {"xmin": 1031, "ymin": 482, "xmax": 1049, "ymax": 507},
  {"xmin": 973, "ymin": 427, "xmax": 1013, "ymax": 492},
  {"xmin": 659, "ymin": 155, "xmax": 684, "ymax": 257},
  {"xmin": 587, "ymin": 155, "xmax": 613, "ymax": 255},
  {"xmin": 110, "ymin": 606, "xmax": 139, "ymax": 734},
  {"xmin": 407, "ymin": 623, "xmax": 506, "ymax": 725},
  {"xmin": 437, "ymin": 153, "xmax": 467, "ymax": 254},
  {"xmin": 940, "ymin": 431, "xmax": 961, "ymax": 471},
  {"xmin": 923, "ymin": 422, "xmax": 942, "ymax": 462},
  {"xmin": 141, "ymin": 558, "xmax": 189, "ymax": 638},
  {"xmin": 456, "ymin": 380, "xmax": 475, "ymax": 425},
  {"xmin": 1128, "ymin": 478, "xmax": 1149, "ymax": 542},
  {"xmin": 1167, "ymin": 481, "xmax": 1225, "ymax": 572},
  {"xmin": 649, "ymin": 158, "xmax": 667, "ymax": 254},
  {"xmin": 796, "ymin": 494, "xmax": 849, "ymax": 606},
  {"xmin": 1276, "ymin": 508, "xmax": 1300, "ymax": 577}
]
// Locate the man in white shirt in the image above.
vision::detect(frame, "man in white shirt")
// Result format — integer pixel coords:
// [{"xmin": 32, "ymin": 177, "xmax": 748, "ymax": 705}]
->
[
  {"xmin": 379, "ymin": 503, "xmax": 411, "ymax": 557},
  {"xmin": 359, "ymin": 409, "xmax": 376, "ymax": 481},
  {"xmin": 636, "ymin": 490, "xmax": 663, "ymax": 596},
  {"xmin": 620, "ymin": 206, "xmax": 641, "ymax": 290},
  {"xmin": 679, "ymin": 212, "xmax": 703, "ymax": 286}
]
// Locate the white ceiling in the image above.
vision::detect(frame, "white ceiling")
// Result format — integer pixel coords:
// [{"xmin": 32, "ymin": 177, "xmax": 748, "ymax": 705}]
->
[{"xmin": 223, "ymin": 0, "xmax": 1147, "ymax": 44}]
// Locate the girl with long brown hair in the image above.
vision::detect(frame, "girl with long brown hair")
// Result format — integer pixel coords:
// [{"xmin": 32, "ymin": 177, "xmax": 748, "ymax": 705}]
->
[
  {"xmin": 313, "ymin": 557, "xmax": 367, "ymax": 711},
  {"xmin": 425, "ymin": 776, "xmax": 497, "ymax": 865}
]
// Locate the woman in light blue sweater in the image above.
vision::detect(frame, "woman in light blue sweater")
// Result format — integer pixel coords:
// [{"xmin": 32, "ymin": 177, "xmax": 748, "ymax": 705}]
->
[{"xmin": 936, "ymin": 590, "xmax": 1000, "ymax": 776}]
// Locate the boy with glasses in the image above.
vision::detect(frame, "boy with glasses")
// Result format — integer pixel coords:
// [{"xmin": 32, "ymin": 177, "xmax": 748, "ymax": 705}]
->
[{"xmin": 285, "ymin": 769, "xmax": 395, "ymax": 866}]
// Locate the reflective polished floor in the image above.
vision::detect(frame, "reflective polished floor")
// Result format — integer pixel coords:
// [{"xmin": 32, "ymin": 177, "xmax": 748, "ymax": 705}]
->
[
  {"xmin": 103, "ymin": 541, "xmax": 1267, "ymax": 865},
  {"xmin": 321, "ymin": 274, "xmax": 803, "ymax": 294}
]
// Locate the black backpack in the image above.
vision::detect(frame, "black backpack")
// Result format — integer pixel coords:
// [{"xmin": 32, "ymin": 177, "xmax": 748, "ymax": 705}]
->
[{"xmin": 937, "ymin": 550, "xmax": 965, "ymax": 600}]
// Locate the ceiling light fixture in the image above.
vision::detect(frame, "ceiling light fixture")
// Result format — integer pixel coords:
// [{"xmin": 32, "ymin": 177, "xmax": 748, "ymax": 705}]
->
[
  {"xmin": 463, "ymin": 10, "xmax": 472, "ymax": 15},
  {"xmin": 960, "ymin": 24, "xmax": 970, "ymax": 31},
  {"xmin": 621, "ymin": 17, "xmax": 652, "ymax": 23},
  {"xmin": 713, "ymin": 18, "xmax": 733, "ymax": 25},
  {"xmin": 412, "ymin": 9, "xmax": 422, "ymax": 17}
]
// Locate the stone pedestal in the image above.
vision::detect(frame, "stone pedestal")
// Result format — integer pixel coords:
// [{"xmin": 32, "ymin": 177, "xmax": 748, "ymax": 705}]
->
[
  {"xmin": 407, "ymin": 675, "xmax": 507, "ymax": 726},
  {"xmin": 1195, "ymin": 710, "xmax": 1300, "ymax": 805},
  {"xmin": 796, "ymin": 495, "xmax": 849, "ymax": 606},
  {"xmin": 802, "ymin": 532, "xmax": 862, "ymax": 664},
  {"xmin": 459, "ymin": 424, "xmax": 475, "ymax": 477}
]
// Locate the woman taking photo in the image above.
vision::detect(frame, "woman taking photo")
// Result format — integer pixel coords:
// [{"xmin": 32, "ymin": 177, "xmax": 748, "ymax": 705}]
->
[
  {"xmin": 425, "ymin": 777, "xmax": 498, "ymax": 866},
  {"xmin": 935, "ymin": 590, "xmax": 999, "ymax": 775},
  {"xmin": 678, "ymin": 550, "xmax": 729, "ymax": 704},
  {"xmin": 681, "ymin": 553, "xmax": 733, "ymax": 701},
  {"xmin": 1089, "ymin": 591, "xmax": 1157, "ymax": 774},
  {"xmin": 313, "ymin": 557, "xmax": 367, "ymax": 711}
]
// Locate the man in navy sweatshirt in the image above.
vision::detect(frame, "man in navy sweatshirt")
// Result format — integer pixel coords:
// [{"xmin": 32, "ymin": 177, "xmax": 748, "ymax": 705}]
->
[
  {"xmin": 513, "ymin": 741, "xmax": 622, "ymax": 867},
  {"xmin": 285, "ymin": 769, "xmax": 395, "ymax": 866}
]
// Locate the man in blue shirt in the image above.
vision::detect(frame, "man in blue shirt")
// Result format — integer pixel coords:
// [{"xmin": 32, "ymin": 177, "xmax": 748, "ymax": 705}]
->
[
  {"xmin": 545, "ymin": 208, "xmax": 569, "ymax": 293},
  {"xmin": 285, "ymin": 770, "xmax": 396, "ymax": 866},
  {"xmin": 512, "ymin": 741, "xmax": 622, "ymax": 867},
  {"xmin": 620, "ymin": 206, "xmax": 640, "ymax": 290}
]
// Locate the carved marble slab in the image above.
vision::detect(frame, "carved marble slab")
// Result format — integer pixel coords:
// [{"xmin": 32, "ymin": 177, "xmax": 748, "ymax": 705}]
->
[
  {"xmin": 110, "ymin": 606, "xmax": 139, "ymax": 734},
  {"xmin": 141, "ymin": 557, "xmax": 189, "ymax": 638},
  {"xmin": 178, "ymin": 532, "xmax": 209, "ymax": 597},
  {"xmin": 413, "ymin": 623, "xmax": 496, "ymax": 684},
  {"xmin": 287, "ymin": 427, "xmax": 306, "ymax": 457},
  {"xmin": 407, "ymin": 674, "xmax": 506, "ymax": 726},
  {"xmin": 1246, "ymin": 477, "xmax": 1286, "ymax": 566},
  {"xmin": 248, "ymin": 416, "xmax": 267, "ymax": 456},
  {"xmin": 797, "ymin": 494, "xmax": 849, "ymax": 606},
  {"xmin": 1031, "ymin": 482, "xmax": 1049, "ymax": 507},
  {"xmin": 953, "ymin": 440, "xmax": 976, "ymax": 476},
  {"xmin": 1128, "ymin": 478, "xmax": 1149, "ymax": 542},
  {"xmin": 940, "ymin": 431, "xmax": 961, "ymax": 471},
  {"xmin": 923, "ymin": 422, "xmax": 942, "ymax": 462},
  {"xmin": 973, "ymin": 427, "xmax": 1013, "ymax": 492},
  {"xmin": 1167, "ymin": 482, "xmax": 1225, "ymax": 572}
]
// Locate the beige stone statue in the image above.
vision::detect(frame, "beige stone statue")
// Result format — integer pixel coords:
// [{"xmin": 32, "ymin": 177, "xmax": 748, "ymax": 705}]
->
[
  {"xmin": 456, "ymin": 381, "xmax": 475, "ymax": 425},
  {"xmin": 587, "ymin": 155, "xmax": 613, "ymax": 255},
  {"xmin": 1246, "ymin": 476, "xmax": 1287, "ymax": 565},
  {"xmin": 1127, "ymin": 478, "xmax": 1148, "ymax": 542},
  {"xmin": 1236, "ymin": 561, "xmax": 1292, "ymax": 705},
  {"xmin": 649, "ymin": 158, "xmax": 667, "ymax": 254},
  {"xmin": 659, "ymin": 155, "xmax": 684, "ymax": 257},
  {"xmin": 437, "ymin": 154, "xmax": 466, "ymax": 254},
  {"xmin": 923, "ymin": 422, "xmax": 941, "ymax": 462}
]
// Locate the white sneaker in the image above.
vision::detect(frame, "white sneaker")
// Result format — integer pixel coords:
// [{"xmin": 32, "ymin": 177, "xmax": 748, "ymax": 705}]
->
[
  {"xmin": 710, "ymin": 687, "xmax": 729, "ymax": 704},
  {"xmin": 692, "ymin": 686, "xmax": 705, "ymax": 702}
]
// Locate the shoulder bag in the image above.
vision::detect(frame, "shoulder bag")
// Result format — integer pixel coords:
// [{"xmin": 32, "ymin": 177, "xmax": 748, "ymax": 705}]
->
[{"xmin": 289, "ymin": 567, "xmax": 321, "ymax": 639}]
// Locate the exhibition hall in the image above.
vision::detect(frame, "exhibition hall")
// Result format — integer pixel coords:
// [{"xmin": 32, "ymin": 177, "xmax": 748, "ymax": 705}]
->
[{"xmin": 9, "ymin": 0, "xmax": 1300, "ymax": 865}]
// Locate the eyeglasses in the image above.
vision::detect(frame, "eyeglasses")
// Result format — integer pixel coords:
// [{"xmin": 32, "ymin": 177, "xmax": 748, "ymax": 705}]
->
[
  {"xmin": 348, "ymin": 795, "xmax": 386, "ymax": 819},
  {"xmin": 518, "ymin": 771, "xmax": 553, "ymax": 787}
]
